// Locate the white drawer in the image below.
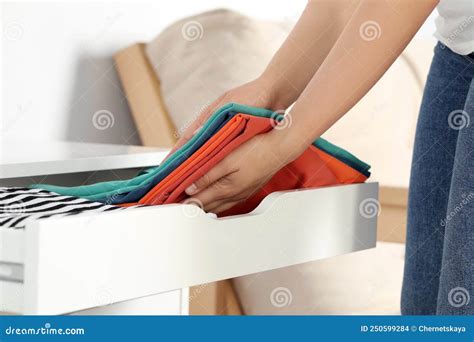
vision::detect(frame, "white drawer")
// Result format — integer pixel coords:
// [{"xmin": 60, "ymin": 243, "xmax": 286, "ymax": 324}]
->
[{"xmin": 0, "ymin": 183, "xmax": 377, "ymax": 315}]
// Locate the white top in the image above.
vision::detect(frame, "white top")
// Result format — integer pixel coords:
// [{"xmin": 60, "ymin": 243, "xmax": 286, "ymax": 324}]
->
[
  {"xmin": 0, "ymin": 141, "xmax": 168, "ymax": 179},
  {"xmin": 435, "ymin": 0, "xmax": 474, "ymax": 55}
]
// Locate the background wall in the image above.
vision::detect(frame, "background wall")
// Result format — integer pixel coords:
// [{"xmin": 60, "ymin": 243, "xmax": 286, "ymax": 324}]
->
[
  {"xmin": 1, "ymin": 1, "xmax": 436, "ymax": 146},
  {"xmin": 1, "ymin": 0, "xmax": 307, "ymax": 145}
]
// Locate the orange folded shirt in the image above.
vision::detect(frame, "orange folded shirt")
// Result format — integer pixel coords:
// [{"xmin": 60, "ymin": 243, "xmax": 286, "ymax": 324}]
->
[
  {"xmin": 140, "ymin": 114, "xmax": 271, "ymax": 205},
  {"xmin": 140, "ymin": 114, "xmax": 248, "ymax": 204},
  {"xmin": 133, "ymin": 113, "xmax": 367, "ymax": 216}
]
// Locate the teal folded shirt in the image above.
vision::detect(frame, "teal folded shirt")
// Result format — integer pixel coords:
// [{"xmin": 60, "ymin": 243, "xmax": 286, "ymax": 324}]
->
[{"xmin": 31, "ymin": 103, "xmax": 370, "ymax": 203}]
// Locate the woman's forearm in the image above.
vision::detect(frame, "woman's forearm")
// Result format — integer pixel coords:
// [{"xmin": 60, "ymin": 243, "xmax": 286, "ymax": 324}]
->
[
  {"xmin": 260, "ymin": 0, "xmax": 360, "ymax": 109},
  {"xmin": 269, "ymin": 0, "xmax": 438, "ymax": 161}
]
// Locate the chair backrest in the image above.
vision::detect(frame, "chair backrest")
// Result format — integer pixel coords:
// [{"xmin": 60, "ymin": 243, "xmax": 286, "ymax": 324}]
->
[{"xmin": 114, "ymin": 43, "xmax": 177, "ymax": 147}]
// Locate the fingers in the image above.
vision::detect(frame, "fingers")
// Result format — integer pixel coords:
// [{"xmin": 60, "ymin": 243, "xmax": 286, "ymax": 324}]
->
[
  {"xmin": 189, "ymin": 173, "xmax": 253, "ymax": 213},
  {"xmin": 193, "ymin": 184, "xmax": 251, "ymax": 213},
  {"xmin": 190, "ymin": 182, "xmax": 243, "ymax": 213},
  {"xmin": 186, "ymin": 174, "xmax": 233, "ymax": 204},
  {"xmin": 185, "ymin": 160, "xmax": 234, "ymax": 196}
]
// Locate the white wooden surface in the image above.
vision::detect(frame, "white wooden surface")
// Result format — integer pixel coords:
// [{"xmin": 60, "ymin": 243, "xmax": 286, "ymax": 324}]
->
[
  {"xmin": 0, "ymin": 141, "xmax": 168, "ymax": 178},
  {"xmin": 0, "ymin": 140, "xmax": 181, "ymax": 315},
  {"xmin": 71, "ymin": 290, "xmax": 188, "ymax": 316},
  {"xmin": 0, "ymin": 183, "xmax": 379, "ymax": 314}
]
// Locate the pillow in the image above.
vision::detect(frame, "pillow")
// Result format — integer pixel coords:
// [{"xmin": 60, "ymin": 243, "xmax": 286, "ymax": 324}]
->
[{"xmin": 145, "ymin": 9, "xmax": 292, "ymax": 137}]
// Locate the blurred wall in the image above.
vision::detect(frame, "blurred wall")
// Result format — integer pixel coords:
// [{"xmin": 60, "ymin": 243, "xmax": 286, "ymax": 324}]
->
[
  {"xmin": 1, "ymin": 1, "xmax": 306, "ymax": 145},
  {"xmin": 1, "ymin": 1, "xmax": 435, "ymax": 145}
]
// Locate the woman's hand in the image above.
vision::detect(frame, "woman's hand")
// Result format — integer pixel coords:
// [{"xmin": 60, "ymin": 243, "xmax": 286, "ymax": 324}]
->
[
  {"xmin": 185, "ymin": 133, "xmax": 285, "ymax": 214},
  {"xmin": 165, "ymin": 76, "xmax": 295, "ymax": 213},
  {"xmin": 167, "ymin": 77, "xmax": 281, "ymax": 158}
]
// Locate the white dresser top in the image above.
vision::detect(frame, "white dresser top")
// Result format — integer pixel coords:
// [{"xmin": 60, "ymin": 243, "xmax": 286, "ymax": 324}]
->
[{"xmin": 0, "ymin": 141, "xmax": 169, "ymax": 178}]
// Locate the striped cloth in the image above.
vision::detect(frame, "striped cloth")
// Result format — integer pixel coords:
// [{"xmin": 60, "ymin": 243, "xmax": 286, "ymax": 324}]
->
[{"xmin": 0, "ymin": 187, "xmax": 129, "ymax": 229}]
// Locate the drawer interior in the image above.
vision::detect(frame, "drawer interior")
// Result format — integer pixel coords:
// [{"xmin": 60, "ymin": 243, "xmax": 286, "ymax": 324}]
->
[
  {"xmin": 0, "ymin": 167, "xmax": 144, "ymax": 188},
  {"xmin": 0, "ymin": 183, "xmax": 378, "ymax": 314}
]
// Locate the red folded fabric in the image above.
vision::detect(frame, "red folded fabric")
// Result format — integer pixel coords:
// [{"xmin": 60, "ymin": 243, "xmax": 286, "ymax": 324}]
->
[
  {"xmin": 136, "ymin": 113, "xmax": 368, "ymax": 216},
  {"xmin": 140, "ymin": 114, "xmax": 271, "ymax": 205},
  {"xmin": 220, "ymin": 145, "xmax": 340, "ymax": 217},
  {"xmin": 140, "ymin": 114, "xmax": 248, "ymax": 205}
]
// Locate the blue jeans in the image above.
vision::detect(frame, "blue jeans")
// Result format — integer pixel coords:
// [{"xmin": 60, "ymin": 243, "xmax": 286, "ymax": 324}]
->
[{"xmin": 401, "ymin": 42, "xmax": 474, "ymax": 315}]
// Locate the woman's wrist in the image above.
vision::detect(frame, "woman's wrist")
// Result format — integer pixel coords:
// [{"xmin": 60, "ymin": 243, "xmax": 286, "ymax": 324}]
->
[
  {"xmin": 256, "ymin": 72, "xmax": 298, "ymax": 110},
  {"xmin": 263, "ymin": 125, "xmax": 309, "ymax": 166}
]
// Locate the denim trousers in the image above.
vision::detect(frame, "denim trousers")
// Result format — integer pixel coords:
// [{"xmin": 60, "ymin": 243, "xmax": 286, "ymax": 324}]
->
[{"xmin": 401, "ymin": 42, "xmax": 474, "ymax": 315}]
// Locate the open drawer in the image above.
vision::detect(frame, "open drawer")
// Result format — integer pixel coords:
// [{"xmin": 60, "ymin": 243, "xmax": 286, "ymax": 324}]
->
[
  {"xmin": 0, "ymin": 141, "xmax": 378, "ymax": 315},
  {"xmin": 0, "ymin": 182, "xmax": 377, "ymax": 315}
]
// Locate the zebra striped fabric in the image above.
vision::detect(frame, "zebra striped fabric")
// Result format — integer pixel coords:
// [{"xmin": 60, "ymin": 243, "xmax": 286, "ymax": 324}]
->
[{"xmin": 0, "ymin": 187, "xmax": 128, "ymax": 229}]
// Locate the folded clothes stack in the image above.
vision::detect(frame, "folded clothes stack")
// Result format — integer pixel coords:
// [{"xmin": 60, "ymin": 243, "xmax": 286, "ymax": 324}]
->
[{"xmin": 29, "ymin": 103, "xmax": 371, "ymax": 217}]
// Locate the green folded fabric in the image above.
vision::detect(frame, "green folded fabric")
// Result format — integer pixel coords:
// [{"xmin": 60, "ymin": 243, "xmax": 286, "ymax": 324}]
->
[
  {"xmin": 30, "ymin": 104, "xmax": 281, "ymax": 200},
  {"xmin": 30, "ymin": 103, "xmax": 370, "ymax": 201}
]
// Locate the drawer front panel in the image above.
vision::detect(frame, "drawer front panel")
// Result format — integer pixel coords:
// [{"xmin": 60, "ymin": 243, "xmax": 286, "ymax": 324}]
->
[
  {"xmin": 21, "ymin": 183, "xmax": 377, "ymax": 314},
  {"xmin": 0, "ymin": 281, "xmax": 23, "ymax": 313},
  {"xmin": 0, "ymin": 183, "xmax": 377, "ymax": 314},
  {"xmin": 71, "ymin": 290, "xmax": 187, "ymax": 315},
  {"xmin": 0, "ymin": 229, "xmax": 25, "ymax": 264}
]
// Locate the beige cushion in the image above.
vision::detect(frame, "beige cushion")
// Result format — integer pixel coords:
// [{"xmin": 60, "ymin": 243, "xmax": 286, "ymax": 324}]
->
[{"xmin": 145, "ymin": 9, "xmax": 291, "ymax": 135}]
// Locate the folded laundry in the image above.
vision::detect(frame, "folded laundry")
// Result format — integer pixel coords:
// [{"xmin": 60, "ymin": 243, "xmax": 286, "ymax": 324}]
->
[
  {"xmin": 135, "ymin": 112, "xmax": 368, "ymax": 217},
  {"xmin": 0, "ymin": 187, "xmax": 132, "ymax": 229},
  {"xmin": 29, "ymin": 103, "xmax": 264, "ymax": 203},
  {"xmin": 30, "ymin": 103, "xmax": 371, "ymax": 207},
  {"xmin": 139, "ymin": 114, "xmax": 250, "ymax": 204}
]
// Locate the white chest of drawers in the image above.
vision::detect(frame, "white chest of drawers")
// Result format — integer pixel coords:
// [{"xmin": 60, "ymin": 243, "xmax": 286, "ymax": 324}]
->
[{"xmin": 0, "ymin": 141, "xmax": 377, "ymax": 315}]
